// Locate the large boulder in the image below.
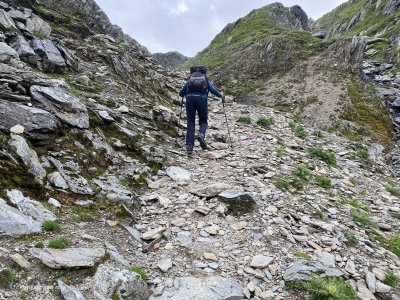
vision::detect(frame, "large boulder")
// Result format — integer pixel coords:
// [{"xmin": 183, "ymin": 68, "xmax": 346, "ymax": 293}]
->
[
  {"xmin": 26, "ymin": 13, "xmax": 51, "ymax": 38},
  {"xmin": 7, "ymin": 8, "xmax": 32, "ymax": 22},
  {"xmin": 30, "ymin": 85, "xmax": 89, "ymax": 128},
  {"xmin": 9, "ymin": 35, "xmax": 37, "ymax": 65},
  {"xmin": 0, "ymin": 9, "xmax": 18, "ymax": 33},
  {"xmin": 0, "ymin": 100, "xmax": 61, "ymax": 140},
  {"xmin": 32, "ymin": 38, "xmax": 66, "ymax": 73},
  {"xmin": 0, "ymin": 42, "xmax": 19, "ymax": 63},
  {"xmin": 93, "ymin": 264, "xmax": 149, "ymax": 300},
  {"xmin": 8, "ymin": 134, "xmax": 46, "ymax": 182},
  {"xmin": 0, "ymin": 198, "xmax": 42, "ymax": 236}
]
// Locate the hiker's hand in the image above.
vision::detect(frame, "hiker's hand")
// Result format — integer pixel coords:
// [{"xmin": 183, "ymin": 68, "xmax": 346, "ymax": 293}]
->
[{"xmin": 221, "ymin": 91, "xmax": 225, "ymax": 98}]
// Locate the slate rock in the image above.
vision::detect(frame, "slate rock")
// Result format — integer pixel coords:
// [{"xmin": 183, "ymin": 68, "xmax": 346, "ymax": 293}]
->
[
  {"xmin": 105, "ymin": 242, "xmax": 130, "ymax": 267},
  {"xmin": 0, "ymin": 9, "xmax": 18, "ymax": 32},
  {"xmin": 98, "ymin": 110, "xmax": 115, "ymax": 123},
  {"xmin": 7, "ymin": 8, "xmax": 32, "ymax": 22},
  {"xmin": 57, "ymin": 280, "xmax": 85, "ymax": 300},
  {"xmin": 93, "ymin": 264, "xmax": 149, "ymax": 300},
  {"xmin": 190, "ymin": 183, "xmax": 231, "ymax": 198},
  {"xmin": 250, "ymin": 255, "xmax": 274, "ymax": 269},
  {"xmin": 8, "ymin": 135, "xmax": 46, "ymax": 182},
  {"xmin": 9, "ymin": 35, "xmax": 37, "ymax": 65},
  {"xmin": 32, "ymin": 38, "xmax": 66, "ymax": 73},
  {"xmin": 9, "ymin": 253, "xmax": 31, "ymax": 270},
  {"xmin": 218, "ymin": 190, "xmax": 257, "ymax": 214},
  {"xmin": 0, "ymin": 100, "xmax": 61, "ymax": 141},
  {"xmin": 0, "ymin": 198, "xmax": 42, "ymax": 236},
  {"xmin": 0, "ymin": 41, "xmax": 18, "ymax": 63},
  {"xmin": 30, "ymin": 247, "xmax": 105, "ymax": 269},
  {"xmin": 166, "ymin": 166, "xmax": 191, "ymax": 182},
  {"xmin": 26, "ymin": 13, "xmax": 51, "ymax": 38},
  {"xmin": 30, "ymin": 85, "xmax": 89, "ymax": 129},
  {"xmin": 149, "ymin": 276, "xmax": 243, "ymax": 300},
  {"xmin": 7, "ymin": 189, "xmax": 56, "ymax": 221},
  {"xmin": 283, "ymin": 263, "xmax": 323, "ymax": 281},
  {"xmin": 157, "ymin": 258, "xmax": 173, "ymax": 272},
  {"xmin": 48, "ymin": 171, "xmax": 69, "ymax": 189}
]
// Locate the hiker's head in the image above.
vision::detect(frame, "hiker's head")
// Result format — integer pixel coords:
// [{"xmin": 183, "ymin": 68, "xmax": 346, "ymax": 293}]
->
[{"xmin": 190, "ymin": 66, "xmax": 207, "ymax": 74}]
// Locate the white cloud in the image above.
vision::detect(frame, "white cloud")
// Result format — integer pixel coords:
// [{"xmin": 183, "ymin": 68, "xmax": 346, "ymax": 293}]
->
[{"xmin": 170, "ymin": 1, "xmax": 188, "ymax": 16}]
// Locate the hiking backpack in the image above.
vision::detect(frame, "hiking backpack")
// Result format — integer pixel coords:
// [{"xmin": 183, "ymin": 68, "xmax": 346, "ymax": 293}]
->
[{"xmin": 187, "ymin": 66, "xmax": 208, "ymax": 94}]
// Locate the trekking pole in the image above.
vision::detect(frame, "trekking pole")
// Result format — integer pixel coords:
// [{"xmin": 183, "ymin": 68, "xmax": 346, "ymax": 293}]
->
[
  {"xmin": 222, "ymin": 96, "xmax": 233, "ymax": 149},
  {"xmin": 175, "ymin": 97, "xmax": 184, "ymax": 147}
]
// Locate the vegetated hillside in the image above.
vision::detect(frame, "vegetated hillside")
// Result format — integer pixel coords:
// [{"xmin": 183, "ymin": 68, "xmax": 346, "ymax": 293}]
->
[
  {"xmin": 186, "ymin": 2, "xmax": 394, "ymax": 148},
  {"xmin": 153, "ymin": 51, "xmax": 190, "ymax": 69}
]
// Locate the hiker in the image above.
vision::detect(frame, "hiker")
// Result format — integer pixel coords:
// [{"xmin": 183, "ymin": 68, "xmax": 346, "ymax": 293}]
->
[{"xmin": 179, "ymin": 66, "xmax": 224, "ymax": 155}]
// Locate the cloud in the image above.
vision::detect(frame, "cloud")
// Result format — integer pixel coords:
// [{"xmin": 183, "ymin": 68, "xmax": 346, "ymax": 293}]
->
[{"xmin": 170, "ymin": 1, "xmax": 188, "ymax": 16}]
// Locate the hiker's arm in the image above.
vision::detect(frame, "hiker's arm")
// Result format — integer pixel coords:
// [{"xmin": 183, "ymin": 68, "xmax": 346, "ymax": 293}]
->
[
  {"xmin": 208, "ymin": 81, "xmax": 222, "ymax": 98},
  {"xmin": 179, "ymin": 82, "xmax": 188, "ymax": 97}
]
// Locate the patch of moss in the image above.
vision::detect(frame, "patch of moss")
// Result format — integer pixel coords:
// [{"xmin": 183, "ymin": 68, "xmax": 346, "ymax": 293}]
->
[
  {"xmin": 130, "ymin": 266, "xmax": 149, "ymax": 281},
  {"xmin": 0, "ymin": 268, "xmax": 16, "ymax": 289}
]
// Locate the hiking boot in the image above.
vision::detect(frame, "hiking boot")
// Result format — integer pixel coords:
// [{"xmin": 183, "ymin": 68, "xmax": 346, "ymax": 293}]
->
[
  {"xmin": 197, "ymin": 135, "xmax": 208, "ymax": 150},
  {"xmin": 187, "ymin": 149, "xmax": 193, "ymax": 156}
]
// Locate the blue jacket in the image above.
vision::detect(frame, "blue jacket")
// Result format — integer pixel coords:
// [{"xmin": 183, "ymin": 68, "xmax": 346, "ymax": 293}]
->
[{"xmin": 179, "ymin": 80, "xmax": 222, "ymax": 99}]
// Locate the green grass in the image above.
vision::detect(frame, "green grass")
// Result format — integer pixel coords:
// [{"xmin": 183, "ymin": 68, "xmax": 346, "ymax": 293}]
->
[
  {"xmin": 32, "ymin": 30, "xmax": 47, "ymax": 40},
  {"xmin": 342, "ymin": 229, "xmax": 358, "ymax": 246},
  {"xmin": 0, "ymin": 268, "xmax": 16, "ymax": 289},
  {"xmin": 293, "ymin": 126, "xmax": 308, "ymax": 139},
  {"xmin": 385, "ymin": 185, "xmax": 400, "ymax": 197},
  {"xmin": 294, "ymin": 251, "xmax": 311, "ymax": 259},
  {"xmin": 342, "ymin": 199, "xmax": 368, "ymax": 211},
  {"xmin": 383, "ymin": 270, "xmax": 399, "ymax": 287},
  {"xmin": 353, "ymin": 149, "xmax": 369, "ymax": 160},
  {"xmin": 384, "ymin": 234, "xmax": 400, "ymax": 256},
  {"xmin": 236, "ymin": 115, "xmax": 252, "ymax": 124},
  {"xmin": 287, "ymin": 275, "xmax": 357, "ymax": 300},
  {"xmin": 395, "ymin": 212, "xmax": 400, "ymax": 220},
  {"xmin": 350, "ymin": 209, "xmax": 373, "ymax": 227},
  {"xmin": 130, "ymin": 266, "xmax": 149, "ymax": 281},
  {"xmin": 314, "ymin": 131, "xmax": 324, "ymax": 138},
  {"xmin": 292, "ymin": 165, "xmax": 311, "ymax": 180},
  {"xmin": 349, "ymin": 177, "xmax": 357, "ymax": 185},
  {"xmin": 48, "ymin": 236, "xmax": 70, "ymax": 249},
  {"xmin": 256, "ymin": 116, "xmax": 275, "ymax": 129},
  {"xmin": 314, "ymin": 208, "xmax": 327, "ymax": 220},
  {"xmin": 309, "ymin": 147, "xmax": 337, "ymax": 166},
  {"xmin": 315, "ymin": 175, "xmax": 332, "ymax": 189},
  {"xmin": 42, "ymin": 220, "xmax": 60, "ymax": 232}
]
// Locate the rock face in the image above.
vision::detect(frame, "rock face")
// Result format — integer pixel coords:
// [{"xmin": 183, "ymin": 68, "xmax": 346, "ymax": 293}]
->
[
  {"xmin": 150, "ymin": 276, "xmax": 243, "ymax": 300},
  {"xmin": 0, "ymin": 100, "xmax": 61, "ymax": 140},
  {"xmin": 30, "ymin": 247, "xmax": 105, "ymax": 269},
  {"xmin": 9, "ymin": 35, "xmax": 37, "ymax": 65},
  {"xmin": 32, "ymin": 38, "xmax": 66, "ymax": 73},
  {"xmin": 8, "ymin": 135, "xmax": 47, "ymax": 182},
  {"xmin": 0, "ymin": 41, "xmax": 18, "ymax": 63},
  {"xmin": 153, "ymin": 51, "xmax": 190, "ymax": 69},
  {"xmin": 30, "ymin": 85, "xmax": 89, "ymax": 128},
  {"xmin": 93, "ymin": 264, "xmax": 149, "ymax": 300},
  {"xmin": 0, "ymin": 198, "xmax": 42, "ymax": 236}
]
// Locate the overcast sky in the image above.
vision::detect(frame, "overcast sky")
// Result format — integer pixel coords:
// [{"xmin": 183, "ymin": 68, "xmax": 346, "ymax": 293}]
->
[{"xmin": 96, "ymin": 0, "xmax": 348, "ymax": 57}]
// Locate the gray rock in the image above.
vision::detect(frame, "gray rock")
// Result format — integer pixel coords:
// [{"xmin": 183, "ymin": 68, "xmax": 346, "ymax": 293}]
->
[
  {"xmin": 48, "ymin": 198, "xmax": 61, "ymax": 207},
  {"xmin": 0, "ymin": 198, "xmax": 42, "ymax": 236},
  {"xmin": 0, "ymin": 101, "xmax": 61, "ymax": 141},
  {"xmin": 7, "ymin": 189, "xmax": 56, "ymax": 222},
  {"xmin": 0, "ymin": 42, "xmax": 19, "ymax": 63},
  {"xmin": 366, "ymin": 271, "xmax": 376, "ymax": 294},
  {"xmin": 9, "ymin": 253, "xmax": 31, "ymax": 270},
  {"xmin": 250, "ymin": 255, "xmax": 274, "ymax": 269},
  {"xmin": 0, "ymin": 9, "xmax": 18, "ymax": 32},
  {"xmin": 7, "ymin": 8, "xmax": 32, "ymax": 22},
  {"xmin": 283, "ymin": 263, "xmax": 323, "ymax": 281},
  {"xmin": 149, "ymin": 276, "xmax": 243, "ymax": 300},
  {"xmin": 64, "ymin": 175, "xmax": 93, "ymax": 195},
  {"xmin": 57, "ymin": 280, "xmax": 85, "ymax": 300},
  {"xmin": 76, "ymin": 75, "xmax": 90, "ymax": 86},
  {"xmin": 153, "ymin": 105, "xmax": 177, "ymax": 123},
  {"xmin": 345, "ymin": 260, "xmax": 356, "ymax": 275},
  {"xmin": 166, "ymin": 166, "xmax": 191, "ymax": 182},
  {"xmin": 9, "ymin": 35, "xmax": 37, "ymax": 65},
  {"xmin": 98, "ymin": 110, "xmax": 115, "ymax": 123},
  {"xmin": 30, "ymin": 247, "xmax": 105, "ymax": 269},
  {"xmin": 92, "ymin": 176, "xmax": 133, "ymax": 204},
  {"xmin": 315, "ymin": 251, "xmax": 335, "ymax": 268},
  {"xmin": 376, "ymin": 281, "xmax": 391, "ymax": 293},
  {"xmin": 218, "ymin": 190, "xmax": 257, "ymax": 214},
  {"xmin": 26, "ymin": 13, "xmax": 51, "ymax": 38},
  {"xmin": 32, "ymin": 38, "xmax": 66, "ymax": 73},
  {"xmin": 313, "ymin": 31, "xmax": 326, "ymax": 39},
  {"xmin": 93, "ymin": 264, "xmax": 149, "ymax": 300},
  {"xmin": 190, "ymin": 183, "xmax": 231, "ymax": 198},
  {"xmin": 105, "ymin": 242, "xmax": 130, "ymax": 267},
  {"xmin": 8, "ymin": 135, "xmax": 46, "ymax": 182},
  {"xmin": 30, "ymin": 85, "xmax": 89, "ymax": 129},
  {"xmin": 157, "ymin": 258, "xmax": 173, "ymax": 272},
  {"xmin": 48, "ymin": 172, "xmax": 69, "ymax": 189}
]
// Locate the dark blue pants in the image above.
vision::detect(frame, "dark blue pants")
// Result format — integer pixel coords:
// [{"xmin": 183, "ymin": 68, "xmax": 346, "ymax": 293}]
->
[{"xmin": 186, "ymin": 95, "xmax": 208, "ymax": 150}]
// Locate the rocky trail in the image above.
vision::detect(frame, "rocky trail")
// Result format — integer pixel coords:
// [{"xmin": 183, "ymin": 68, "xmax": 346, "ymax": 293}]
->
[{"xmin": 2, "ymin": 97, "xmax": 400, "ymax": 300}]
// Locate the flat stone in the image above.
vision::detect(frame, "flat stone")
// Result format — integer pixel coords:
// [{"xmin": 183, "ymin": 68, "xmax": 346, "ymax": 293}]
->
[
  {"xmin": 250, "ymin": 255, "xmax": 274, "ymax": 269},
  {"xmin": 48, "ymin": 172, "xmax": 69, "ymax": 189},
  {"xmin": 231, "ymin": 221, "xmax": 247, "ymax": 231},
  {"xmin": 166, "ymin": 166, "xmax": 191, "ymax": 182},
  {"xmin": 357, "ymin": 280, "xmax": 376, "ymax": 300},
  {"xmin": 345, "ymin": 260, "xmax": 356, "ymax": 275},
  {"xmin": 9, "ymin": 253, "xmax": 31, "ymax": 270},
  {"xmin": 157, "ymin": 258, "xmax": 173, "ymax": 272},
  {"xmin": 57, "ymin": 280, "xmax": 85, "ymax": 300},
  {"xmin": 190, "ymin": 183, "xmax": 231, "ymax": 198},
  {"xmin": 205, "ymin": 225, "xmax": 220, "ymax": 235},
  {"xmin": 218, "ymin": 190, "xmax": 257, "ymax": 214},
  {"xmin": 376, "ymin": 281, "xmax": 391, "ymax": 293},
  {"xmin": 171, "ymin": 218, "xmax": 186, "ymax": 227},
  {"xmin": 366, "ymin": 271, "xmax": 376, "ymax": 294},
  {"xmin": 105, "ymin": 242, "xmax": 130, "ymax": 267},
  {"xmin": 283, "ymin": 263, "xmax": 322, "ymax": 281},
  {"xmin": 372, "ymin": 267, "xmax": 385, "ymax": 281},
  {"xmin": 30, "ymin": 247, "xmax": 105, "ymax": 269},
  {"xmin": 0, "ymin": 198, "xmax": 42, "ymax": 236},
  {"xmin": 315, "ymin": 251, "xmax": 335, "ymax": 268},
  {"xmin": 48, "ymin": 198, "xmax": 61, "ymax": 208},
  {"xmin": 204, "ymin": 252, "xmax": 218, "ymax": 261},
  {"xmin": 98, "ymin": 110, "xmax": 115, "ymax": 123},
  {"xmin": 0, "ymin": 42, "xmax": 18, "ymax": 63},
  {"xmin": 141, "ymin": 227, "xmax": 165, "ymax": 241},
  {"xmin": 149, "ymin": 276, "xmax": 242, "ymax": 300}
]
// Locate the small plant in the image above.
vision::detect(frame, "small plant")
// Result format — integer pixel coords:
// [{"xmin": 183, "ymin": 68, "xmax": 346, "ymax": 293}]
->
[
  {"xmin": 395, "ymin": 212, "xmax": 400, "ymax": 220},
  {"xmin": 293, "ymin": 126, "xmax": 308, "ymax": 139},
  {"xmin": 342, "ymin": 199, "xmax": 368, "ymax": 211},
  {"xmin": 385, "ymin": 185, "xmax": 400, "ymax": 197},
  {"xmin": 350, "ymin": 209, "xmax": 373, "ymax": 227},
  {"xmin": 314, "ymin": 208, "xmax": 327, "ymax": 220},
  {"xmin": 349, "ymin": 177, "xmax": 357, "ymax": 185},
  {"xmin": 309, "ymin": 147, "xmax": 337, "ymax": 166},
  {"xmin": 294, "ymin": 251, "xmax": 310, "ymax": 259},
  {"xmin": 130, "ymin": 266, "xmax": 149, "ymax": 281},
  {"xmin": 42, "ymin": 220, "xmax": 60, "ymax": 232},
  {"xmin": 287, "ymin": 275, "xmax": 357, "ymax": 300},
  {"xmin": 35, "ymin": 241, "xmax": 44, "ymax": 248},
  {"xmin": 315, "ymin": 175, "xmax": 332, "ymax": 189},
  {"xmin": 383, "ymin": 269, "xmax": 399, "ymax": 287},
  {"xmin": 32, "ymin": 30, "xmax": 47, "ymax": 40},
  {"xmin": 275, "ymin": 177, "xmax": 290, "ymax": 191},
  {"xmin": 256, "ymin": 116, "xmax": 274, "ymax": 129},
  {"xmin": 0, "ymin": 268, "xmax": 16, "ymax": 289},
  {"xmin": 236, "ymin": 115, "xmax": 252, "ymax": 124},
  {"xmin": 314, "ymin": 130, "xmax": 324, "ymax": 138},
  {"xmin": 342, "ymin": 229, "xmax": 358, "ymax": 246},
  {"xmin": 384, "ymin": 234, "xmax": 400, "ymax": 256},
  {"xmin": 293, "ymin": 165, "xmax": 311, "ymax": 180},
  {"xmin": 276, "ymin": 147, "xmax": 285, "ymax": 158},
  {"xmin": 48, "ymin": 236, "xmax": 70, "ymax": 249},
  {"xmin": 353, "ymin": 149, "xmax": 369, "ymax": 160},
  {"xmin": 277, "ymin": 138, "xmax": 285, "ymax": 147}
]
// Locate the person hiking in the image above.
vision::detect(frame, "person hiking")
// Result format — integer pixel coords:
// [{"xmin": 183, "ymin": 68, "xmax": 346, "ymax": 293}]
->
[{"xmin": 179, "ymin": 66, "xmax": 224, "ymax": 155}]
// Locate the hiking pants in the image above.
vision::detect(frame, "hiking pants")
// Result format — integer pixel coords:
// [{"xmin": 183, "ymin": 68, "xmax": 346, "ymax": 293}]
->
[{"xmin": 186, "ymin": 95, "xmax": 208, "ymax": 149}]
